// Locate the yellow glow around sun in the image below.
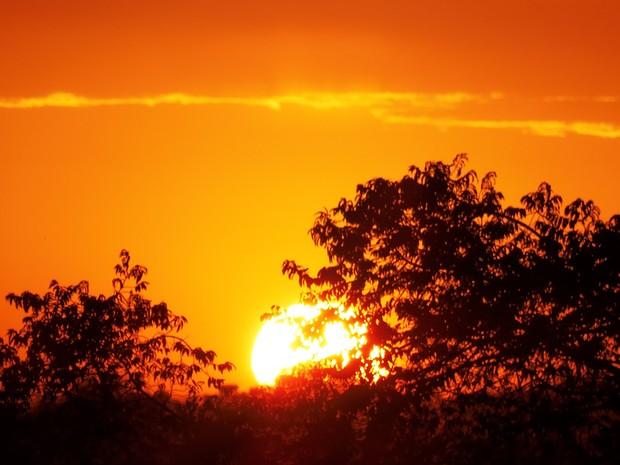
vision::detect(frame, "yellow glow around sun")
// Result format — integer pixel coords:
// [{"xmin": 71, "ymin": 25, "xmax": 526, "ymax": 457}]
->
[{"xmin": 252, "ymin": 302, "xmax": 379, "ymax": 385}]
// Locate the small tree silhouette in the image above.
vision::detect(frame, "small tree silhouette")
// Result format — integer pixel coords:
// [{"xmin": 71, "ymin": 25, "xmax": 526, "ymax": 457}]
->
[
  {"xmin": 0, "ymin": 249, "xmax": 233, "ymax": 413},
  {"xmin": 283, "ymin": 155, "xmax": 619, "ymax": 400}
]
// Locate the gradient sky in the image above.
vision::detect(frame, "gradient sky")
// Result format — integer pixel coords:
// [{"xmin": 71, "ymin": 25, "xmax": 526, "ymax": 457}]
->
[{"xmin": 1, "ymin": 0, "xmax": 619, "ymax": 388}]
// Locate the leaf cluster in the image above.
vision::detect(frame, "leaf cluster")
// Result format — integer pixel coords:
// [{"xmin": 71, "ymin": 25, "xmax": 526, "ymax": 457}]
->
[
  {"xmin": 0, "ymin": 250, "xmax": 233, "ymax": 413},
  {"xmin": 283, "ymin": 155, "xmax": 619, "ymax": 399}
]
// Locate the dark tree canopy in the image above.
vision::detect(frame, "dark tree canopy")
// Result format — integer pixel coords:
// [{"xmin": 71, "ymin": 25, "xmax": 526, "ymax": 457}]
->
[
  {"xmin": 284, "ymin": 155, "xmax": 619, "ymax": 399},
  {"xmin": 0, "ymin": 161, "xmax": 617, "ymax": 465},
  {"xmin": 0, "ymin": 250, "xmax": 232, "ymax": 412}
]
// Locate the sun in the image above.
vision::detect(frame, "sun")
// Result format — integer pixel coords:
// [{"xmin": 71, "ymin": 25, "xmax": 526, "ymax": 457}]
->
[{"xmin": 251, "ymin": 302, "xmax": 369, "ymax": 385}]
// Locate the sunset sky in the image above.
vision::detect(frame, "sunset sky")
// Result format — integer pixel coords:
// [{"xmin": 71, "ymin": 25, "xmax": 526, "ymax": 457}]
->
[{"xmin": 1, "ymin": 0, "xmax": 619, "ymax": 388}]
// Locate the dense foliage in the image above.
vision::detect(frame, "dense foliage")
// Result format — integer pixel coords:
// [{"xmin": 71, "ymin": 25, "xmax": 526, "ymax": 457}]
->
[
  {"xmin": 283, "ymin": 155, "xmax": 619, "ymax": 401},
  {"xmin": 0, "ymin": 157, "xmax": 617, "ymax": 465},
  {"xmin": 0, "ymin": 250, "xmax": 232, "ymax": 414},
  {"xmin": 1, "ymin": 380, "xmax": 616, "ymax": 465}
]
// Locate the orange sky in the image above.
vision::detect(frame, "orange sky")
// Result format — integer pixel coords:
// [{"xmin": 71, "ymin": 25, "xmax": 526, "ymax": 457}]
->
[{"xmin": 1, "ymin": 0, "xmax": 619, "ymax": 388}]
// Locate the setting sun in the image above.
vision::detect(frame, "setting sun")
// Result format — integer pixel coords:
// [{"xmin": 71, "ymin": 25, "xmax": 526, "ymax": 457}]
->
[{"xmin": 251, "ymin": 303, "xmax": 368, "ymax": 385}]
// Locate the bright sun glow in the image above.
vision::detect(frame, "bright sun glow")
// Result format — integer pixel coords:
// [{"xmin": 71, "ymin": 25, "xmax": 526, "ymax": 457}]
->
[{"xmin": 252, "ymin": 302, "xmax": 383, "ymax": 385}]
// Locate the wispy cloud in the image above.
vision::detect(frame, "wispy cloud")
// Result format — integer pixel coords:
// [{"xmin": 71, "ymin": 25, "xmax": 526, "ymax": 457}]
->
[
  {"xmin": 542, "ymin": 95, "xmax": 619, "ymax": 104},
  {"xmin": 274, "ymin": 91, "xmax": 500, "ymax": 109},
  {"xmin": 373, "ymin": 112, "xmax": 620, "ymax": 139},
  {"xmin": 1, "ymin": 91, "xmax": 619, "ymax": 139},
  {"xmin": 0, "ymin": 91, "xmax": 495, "ymax": 111},
  {"xmin": 0, "ymin": 92, "xmax": 282, "ymax": 110}
]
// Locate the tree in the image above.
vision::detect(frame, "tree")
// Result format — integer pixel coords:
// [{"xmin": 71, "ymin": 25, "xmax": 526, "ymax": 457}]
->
[
  {"xmin": 0, "ymin": 249, "xmax": 233, "ymax": 413},
  {"xmin": 283, "ymin": 155, "xmax": 619, "ymax": 400}
]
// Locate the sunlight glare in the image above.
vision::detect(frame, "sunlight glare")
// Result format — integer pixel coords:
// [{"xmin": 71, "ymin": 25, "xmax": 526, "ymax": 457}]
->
[{"xmin": 252, "ymin": 303, "xmax": 369, "ymax": 385}]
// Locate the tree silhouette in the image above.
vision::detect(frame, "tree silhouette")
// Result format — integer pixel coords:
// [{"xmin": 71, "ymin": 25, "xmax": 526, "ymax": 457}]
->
[
  {"xmin": 0, "ymin": 249, "xmax": 232, "ymax": 413},
  {"xmin": 0, "ymin": 162, "xmax": 616, "ymax": 465},
  {"xmin": 283, "ymin": 155, "xmax": 619, "ymax": 400}
]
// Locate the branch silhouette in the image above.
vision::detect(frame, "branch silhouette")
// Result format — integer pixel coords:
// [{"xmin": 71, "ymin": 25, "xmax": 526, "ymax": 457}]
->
[
  {"xmin": 0, "ymin": 249, "xmax": 233, "ymax": 413},
  {"xmin": 283, "ymin": 154, "xmax": 619, "ymax": 400}
]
